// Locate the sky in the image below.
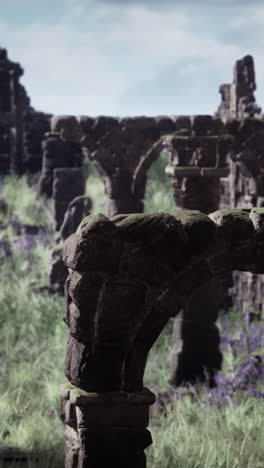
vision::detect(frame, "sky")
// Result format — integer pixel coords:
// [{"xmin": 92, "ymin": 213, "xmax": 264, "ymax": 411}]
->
[{"xmin": 1, "ymin": 0, "xmax": 264, "ymax": 117}]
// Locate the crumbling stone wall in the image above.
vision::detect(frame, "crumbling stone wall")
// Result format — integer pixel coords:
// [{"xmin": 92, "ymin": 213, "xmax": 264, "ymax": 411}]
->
[
  {"xmin": 164, "ymin": 132, "xmax": 234, "ymax": 385},
  {"xmin": 219, "ymin": 117, "xmax": 264, "ymax": 323},
  {"xmin": 61, "ymin": 207, "xmax": 264, "ymax": 466},
  {"xmin": 0, "ymin": 48, "xmax": 51, "ymax": 174},
  {"xmin": 23, "ymin": 111, "xmax": 51, "ymax": 173},
  {"xmin": 0, "ymin": 47, "xmax": 27, "ymax": 173},
  {"xmin": 216, "ymin": 55, "xmax": 261, "ymax": 122}
]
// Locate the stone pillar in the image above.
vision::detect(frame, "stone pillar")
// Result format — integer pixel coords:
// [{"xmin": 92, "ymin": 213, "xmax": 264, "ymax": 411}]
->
[
  {"xmin": 61, "ymin": 213, "xmax": 165, "ymax": 466},
  {"xmin": 60, "ymin": 382, "xmax": 155, "ymax": 468},
  {"xmin": 53, "ymin": 168, "xmax": 85, "ymax": 231},
  {"xmin": 38, "ymin": 115, "xmax": 84, "ymax": 198},
  {"xmin": 165, "ymin": 134, "xmax": 232, "ymax": 386},
  {"xmin": 224, "ymin": 121, "xmax": 264, "ymax": 323},
  {"xmin": 170, "ymin": 280, "xmax": 223, "ymax": 387}
]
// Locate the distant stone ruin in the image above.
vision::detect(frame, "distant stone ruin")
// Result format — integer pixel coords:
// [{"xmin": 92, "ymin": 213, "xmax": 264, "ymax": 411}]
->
[
  {"xmin": 164, "ymin": 132, "xmax": 234, "ymax": 386},
  {"xmin": 216, "ymin": 55, "xmax": 261, "ymax": 122},
  {"xmin": 61, "ymin": 208, "xmax": 264, "ymax": 466},
  {"xmin": 0, "ymin": 47, "xmax": 51, "ymax": 174},
  {"xmin": 1, "ymin": 48, "xmax": 264, "ymax": 385}
]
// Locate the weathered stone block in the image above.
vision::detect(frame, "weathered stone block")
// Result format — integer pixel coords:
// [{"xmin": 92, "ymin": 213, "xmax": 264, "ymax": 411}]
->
[
  {"xmin": 94, "ymin": 278, "xmax": 147, "ymax": 350},
  {"xmin": 209, "ymin": 208, "xmax": 255, "ymax": 243},
  {"xmin": 63, "ymin": 215, "xmax": 122, "ymax": 273},
  {"xmin": 65, "ymin": 272, "xmax": 104, "ymax": 340},
  {"xmin": 190, "ymin": 115, "xmax": 213, "ymax": 135},
  {"xmin": 75, "ymin": 404, "xmax": 149, "ymax": 428},
  {"xmin": 174, "ymin": 209, "xmax": 217, "ymax": 255},
  {"xmin": 78, "ymin": 427, "xmax": 152, "ymax": 456},
  {"xmin": 65, "ymin": 334, "xmax": 126, "ymax": 391}
]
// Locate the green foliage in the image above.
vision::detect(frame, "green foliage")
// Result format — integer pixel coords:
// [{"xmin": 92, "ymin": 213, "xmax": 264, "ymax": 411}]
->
[
  {"xmin": 1, "ymin": 175, "xmax": 54, "ymax": 226},
  {"xmin": 0, "ymin": 255, "xmax": 66, "ymax": 467},
  {"xmin": 144, "ymin": 151, "xmax": 175, "ymax": 214},
  {"xmin": 147, "ymin": 395, "xmax": 264, "ymax": 468}
]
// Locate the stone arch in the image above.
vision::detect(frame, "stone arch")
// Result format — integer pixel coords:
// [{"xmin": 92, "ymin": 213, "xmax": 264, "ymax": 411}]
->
[
  {"xmin": 63, "ymin": 207, "xmax": 264, "ymax": 394},
  {"xmin": 77, "ymin": 115, "xmax": 176, "ymax": 217}
]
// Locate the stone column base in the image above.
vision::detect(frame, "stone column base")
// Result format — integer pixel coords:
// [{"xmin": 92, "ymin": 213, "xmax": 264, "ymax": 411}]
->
[{"xmin": 60, "ymin": 382, "xmax": 156, "ymax": 468}]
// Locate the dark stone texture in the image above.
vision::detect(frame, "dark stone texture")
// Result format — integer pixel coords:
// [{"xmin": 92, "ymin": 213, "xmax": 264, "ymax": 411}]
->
[
  {"xmin": 61, "ymin": 383, "xmax": 155, "ymax": 468},
  {"xmin": 61, "ymin": 209, "xmax": 264, "ymax": 466},
  {"xmin": 63, "ymin": 210, "xmax": 264, "ymax": 394}
]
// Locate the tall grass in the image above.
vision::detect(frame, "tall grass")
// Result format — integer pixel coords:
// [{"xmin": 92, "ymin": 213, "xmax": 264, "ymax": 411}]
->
[
  {"xmin": 1, "ymin": 174, "xmax": 54, "ymax": 226},
  {"xmin": 1, "ymin": 164, "xmax": 264, "ymax": 467}
]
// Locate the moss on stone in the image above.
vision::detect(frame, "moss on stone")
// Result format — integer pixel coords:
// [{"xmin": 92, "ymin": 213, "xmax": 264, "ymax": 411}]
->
[
  {"xmin": 251, "ymin": 207, "xmax": 264, "ymax": 214},
  {"xmin": 162, "ymin": 134, "xmax": 234, "ymax": 141}
]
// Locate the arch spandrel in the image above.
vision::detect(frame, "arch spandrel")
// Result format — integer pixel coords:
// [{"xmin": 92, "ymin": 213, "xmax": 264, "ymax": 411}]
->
[{"xmin": 63, "ymin": 208, "xmax": 264, "ymax": 393}]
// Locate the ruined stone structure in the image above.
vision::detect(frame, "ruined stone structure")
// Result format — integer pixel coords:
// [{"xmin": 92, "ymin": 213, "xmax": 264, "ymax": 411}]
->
[
  {"xmin": 1, "ymin": 48, "xmax": 264, "ymax": 386},
  {"xmin": 51, "ymin": 109, "xmax": 264, "ymax": 386},
  {"xmin": 216, "ymin": 55, "xmax": 261, "ymax": 122},
  {"xmin": 0, "ymin": 47, "xmax": 51, "ymax": 174},
  {"xmin": 164, "ymin": 131, "xmax": 234, "ymax": 386},
  {"xmin": 220, "ymin": 118, "xmax": 264, "ymax": 323},
  {"xmin": 61, "ymin": 207, "xmax": 264, "ymax": 466},
  {"xmin": 79, "ymin": 115, "xmax": 175, "ymax": 217},
  {"xmin": 0, "ymin": 47, "xmax": 25, "ymax": 174}
]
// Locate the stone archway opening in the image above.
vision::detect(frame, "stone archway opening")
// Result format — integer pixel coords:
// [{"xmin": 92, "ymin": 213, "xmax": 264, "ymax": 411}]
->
[{"xmin": 144, "ymin": 148, "xmax": 174, "ymax": 215}]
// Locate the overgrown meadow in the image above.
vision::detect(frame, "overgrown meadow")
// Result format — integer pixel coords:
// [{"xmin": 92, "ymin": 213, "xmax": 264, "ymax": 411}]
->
[{"xmin": 0, "ymin": 154, "xmax": 264, "ymax": 467}]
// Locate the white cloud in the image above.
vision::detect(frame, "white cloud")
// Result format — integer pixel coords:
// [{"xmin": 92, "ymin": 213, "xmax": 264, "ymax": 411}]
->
[{"xmin": 1, "ymin": 1, "xmax": 263, "ymax": 115}]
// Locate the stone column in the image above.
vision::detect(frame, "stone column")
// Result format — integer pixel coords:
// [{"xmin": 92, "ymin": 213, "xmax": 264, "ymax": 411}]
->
[
  {"xmin": 53, "ymin": 168, "xmax": 85, "ymax": 231},
  {"xmin": 165, "ymin": 135, "xmax": 232, "ymax": 386},
  {"xmin": 61, "ymin": 213, "xmax": 162, "ymax": 467},
  {"xmin": 60, "ymin": 382, "xmax": 155, "ymax": 468}
]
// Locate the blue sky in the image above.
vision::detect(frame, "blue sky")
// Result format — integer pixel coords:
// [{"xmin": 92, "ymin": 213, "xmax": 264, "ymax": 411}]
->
[{"xmin": 1, "ymin": 0, "xmax": 263, "ymax": 117}]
